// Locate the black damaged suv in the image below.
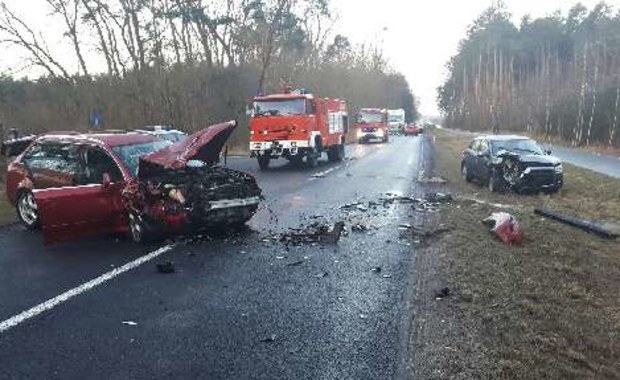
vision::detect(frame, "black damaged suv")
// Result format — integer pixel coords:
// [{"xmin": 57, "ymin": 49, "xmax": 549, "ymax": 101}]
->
[{"xmin": 461, "ymin": 135, "xmax": 563, "ymax": 194}]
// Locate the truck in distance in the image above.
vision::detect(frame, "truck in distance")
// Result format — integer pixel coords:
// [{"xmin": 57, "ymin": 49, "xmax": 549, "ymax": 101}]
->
[
  {"xmin": 354, "ymin": 108, "xmax": 389, "ymax": 143},
  {"xmin": 249, "ymin": 87, "xmax": 348, "ymax": 170},
  {"xmin": 388, "ymin": 109, "xmax": 406, "ymax": 134}
]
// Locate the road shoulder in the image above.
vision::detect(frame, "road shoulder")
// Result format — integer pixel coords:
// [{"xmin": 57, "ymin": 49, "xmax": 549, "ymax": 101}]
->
[{"xmin": 406, "ymin": 130, "xmax": 620, "ymax": 379}]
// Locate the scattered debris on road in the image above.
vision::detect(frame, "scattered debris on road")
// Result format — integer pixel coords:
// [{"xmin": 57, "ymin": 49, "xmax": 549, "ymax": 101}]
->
[
  {"xmin": 371, "ymin": 267, "xmax": 382, "ymax": 273},
  {"xmin": 156, "ymin": 261, "xmax": 176, "ymax": 274},
  {"xmin": 280, "ymin": 221, "xmax": 345, "ymax": 246},
  {"xmin": 534, "ymin": 208, "xmax": 619, "ymax": 239},
  {"xmin": 287, "ymin": 260, "xmax": 305, "ymax": 267},
  {"xmin": 260, "ymin": 334, "xmax": 276, "ymax": 343},
  {"xmin": 425, "ymin": 192, "xmax": 453, "ymax": 203},
  {"xmin": 482, "ymin": 212, "xmax": 524, "ymax": 244},
  {"xmin": 417, "ymin": 171, "xmax": 448, "ymax": 184},
  {"xmin": 435, "ymin": 287, "xmax": 451, "ymax": 300},
  {"xmin": 315, "ymin": 272, "xmax": 329, "ymax": 278},
  {"xmin": 122, "ymin": 321, "xmax": 138, "ymax": 326}
]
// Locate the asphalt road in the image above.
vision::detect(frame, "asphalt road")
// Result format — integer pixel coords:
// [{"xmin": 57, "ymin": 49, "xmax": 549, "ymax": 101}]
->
[
  {"xmin": 0, "ymin": 136, "xmax": 424, "ymax": 380},
  {"xmin": 546, "ymin": 145, "xmax": 620, "ymax": 179}
]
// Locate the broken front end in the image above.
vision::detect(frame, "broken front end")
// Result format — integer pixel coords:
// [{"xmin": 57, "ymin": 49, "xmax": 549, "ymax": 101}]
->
[
  {"xmin": 493, "ymin": 151, "xmax": 563, "ymax": 193},
  {"xmin": 123, "ymin": 121, "xmax": 262, "ymax": 242}
]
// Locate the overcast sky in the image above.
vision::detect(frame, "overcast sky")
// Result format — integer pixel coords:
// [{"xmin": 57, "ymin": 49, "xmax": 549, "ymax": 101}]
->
[
  {"xmin": 334, "ymin": 0, "xmax": 618, "ymax": 115},
  {"xmin": 1, "ymin": 0, "xmax": 618, "ymax": 116}
]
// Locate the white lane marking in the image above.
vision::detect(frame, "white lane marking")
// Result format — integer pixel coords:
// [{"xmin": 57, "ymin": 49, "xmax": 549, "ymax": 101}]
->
[{"xmin": 0, "ymin": 244, "xmax": 174, "ymax": 334}]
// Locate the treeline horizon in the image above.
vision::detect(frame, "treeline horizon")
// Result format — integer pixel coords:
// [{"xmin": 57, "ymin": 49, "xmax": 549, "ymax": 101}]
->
[
  {"xmin": 0, "ymin": 0, "xmax": 418, "ymax": 148},
  {"xmin": 438, "ymin": 1, "xmax": 620, "ymax": 148}
]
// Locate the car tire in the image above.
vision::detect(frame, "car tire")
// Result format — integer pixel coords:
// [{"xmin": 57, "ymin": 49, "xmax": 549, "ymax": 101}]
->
[
  {"xmin": 128, "ymin": 213, "xmax": 157, "ymax": 244},
  {"xmin": 488, "ymin": 170, "xmax": 504, "ymax": 193},
  {"xmin": 461, "ymin": 163, "xmax": 473, "ymax": 183},
  {"xmin": 257, "ymin": 156, "xmax": 270, "ymax": 171},
  {"xmin": 16, "ymin": 190, "xmax": 40, "ymax": 230},
  {"xmin": 327, "ymin": 144, "xmax": 345, "ymax": 162}
]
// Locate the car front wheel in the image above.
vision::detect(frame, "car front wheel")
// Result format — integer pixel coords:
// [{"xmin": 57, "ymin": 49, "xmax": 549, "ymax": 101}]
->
[
  {"xmin": 17, "ymin": 191, "xmax": 40, "ymax": 230},
  {"xmin": 461, "ymin": 163, "xmax": 473, "ymax": 183}
]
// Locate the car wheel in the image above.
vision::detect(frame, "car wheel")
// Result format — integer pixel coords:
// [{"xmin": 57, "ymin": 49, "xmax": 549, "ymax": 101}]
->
[
  {"xmin": 257, "ymin": 156, "xmax": 270, "ymax": 170},
  {"xmin": 128, "ymin": 213, "xmax": 156, "ymax": 244},
  {"xmin": 16, "ymin": 191, "xmax": 40, "ymax": 230},
  {"xmin": 461, "ymin": 163, "xmax": 473, "ymax": 183}
]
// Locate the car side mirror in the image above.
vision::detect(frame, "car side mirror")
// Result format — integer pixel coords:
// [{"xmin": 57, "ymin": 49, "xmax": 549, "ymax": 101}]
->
[{"xmin": 102, "ymin": 172, "xmax": 111, "ymax": 189}]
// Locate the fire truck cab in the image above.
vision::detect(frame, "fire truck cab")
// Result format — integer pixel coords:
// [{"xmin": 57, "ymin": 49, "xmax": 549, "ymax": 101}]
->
[
  {"xmin": 249, "ymin": 88, "xmax": 348, "ymax": 170},
  {"xmin": 354, "ymin": 108, "xmax": 389, "ymax": 144}
]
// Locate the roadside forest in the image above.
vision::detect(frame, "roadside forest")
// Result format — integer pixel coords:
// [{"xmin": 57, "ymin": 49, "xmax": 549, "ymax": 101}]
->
[
  {"xmin": 438, "ymin": 2, "xmax": 620, "ymax": 148},
  {"xmin": 0, "ymin": 0, "xmax": 418, "ymax": 147}
]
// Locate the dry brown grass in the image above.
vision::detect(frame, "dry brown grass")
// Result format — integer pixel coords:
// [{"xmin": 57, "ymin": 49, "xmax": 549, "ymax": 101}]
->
[{"xmin": 426, "ymin": 129, "xmax": 620, "ymax": 379}]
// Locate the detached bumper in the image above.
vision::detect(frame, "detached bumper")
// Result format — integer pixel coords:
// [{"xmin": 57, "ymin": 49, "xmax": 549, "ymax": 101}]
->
[{"xmin": 250, "ymin": 140, "xmax": 310, "ymax": 158}]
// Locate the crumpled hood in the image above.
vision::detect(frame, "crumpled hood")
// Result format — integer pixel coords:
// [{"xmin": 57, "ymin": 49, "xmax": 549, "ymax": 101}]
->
[
  {"xmin": 497, "ymin": 150, "xmax": 561, "ymax": 166},
  {"xmin": 138, "ymin": 120, "xmax": 236, "ymax": 177}
]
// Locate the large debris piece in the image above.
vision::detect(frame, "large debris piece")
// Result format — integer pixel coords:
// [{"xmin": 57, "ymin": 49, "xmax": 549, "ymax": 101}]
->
[
  {"xmin": 482, "ymin": 212, "xmax": 524, "ymax": 244},
  {"xmin": 280, "ymin": 221, "xmax": 345, "ymax": 246},
  {"xmin": 534, "ymin": 208, "xmax": 618, "ymax": 239}
]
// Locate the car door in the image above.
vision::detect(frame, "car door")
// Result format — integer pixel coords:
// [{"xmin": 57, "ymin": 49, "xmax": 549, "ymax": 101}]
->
[
  {"xmin": 476, "ymin": 139, "xmax": 492, "ymax": 182},
  {"xmin": 464, "ymin": 139, "xmax": 480, "ymax": 178},
  {"xmin": 34, "ymin": 145, "xmax": 127, "ymax": 244}
]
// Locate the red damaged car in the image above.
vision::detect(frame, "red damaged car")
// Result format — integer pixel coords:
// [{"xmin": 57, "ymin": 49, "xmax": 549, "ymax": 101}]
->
[{"xmin": 4, "ymin": 121, "xmax": 262, "ymax": 244}]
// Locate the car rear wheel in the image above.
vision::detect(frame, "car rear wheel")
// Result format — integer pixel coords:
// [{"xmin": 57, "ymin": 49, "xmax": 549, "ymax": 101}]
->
[
  {"xmin": 461, "ymin": 163, "xmax": 473, "ymax": 183},
  {"xmin": 16, "ymin": 191, "xmax": 40, "ymax": 230}
]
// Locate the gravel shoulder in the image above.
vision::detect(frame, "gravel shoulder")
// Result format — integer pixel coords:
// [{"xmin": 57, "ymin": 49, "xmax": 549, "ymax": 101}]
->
[{"xmin": 407, "ymin": 130, "xmax": 620, "ymax": 379}]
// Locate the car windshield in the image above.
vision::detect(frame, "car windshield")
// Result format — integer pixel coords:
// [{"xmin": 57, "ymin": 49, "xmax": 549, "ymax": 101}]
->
[
  {"xmin": 253, "ymin": 99, "xmax": 306, "ymax": 116},
  {"xmin": 158, "ymin": 132, "xmax": 186, "ymax": 143},
  {"xmin": 491, "ymin": 139, "xmax": 543, "ymax": 155},
  {"xmin": 112, "ymin": 140, "xmax": 173, "ymax": 176},
  {"xmin": 358, "ymin": 112, "xmax": 384, "ymax": 123}
]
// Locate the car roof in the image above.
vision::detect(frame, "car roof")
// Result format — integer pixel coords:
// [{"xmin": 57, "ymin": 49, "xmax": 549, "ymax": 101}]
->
[
  {"xmin": 36, "ymin": 132, "xmax": 160, "ymax": 147},
  {"xmin": 477, "ymin": 134, "xmax": 532, "ymax": 141}
]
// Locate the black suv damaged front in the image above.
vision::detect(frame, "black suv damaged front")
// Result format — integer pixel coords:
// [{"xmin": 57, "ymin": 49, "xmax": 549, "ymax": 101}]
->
[{"xmin": 461, "ymin": 135, "xmax": 563, "ymax": 194}]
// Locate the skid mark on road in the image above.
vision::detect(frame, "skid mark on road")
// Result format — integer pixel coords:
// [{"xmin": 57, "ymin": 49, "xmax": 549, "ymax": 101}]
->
[{"xmin": 0, "ymin": 245, "xmax": 174, "ymax": 334}]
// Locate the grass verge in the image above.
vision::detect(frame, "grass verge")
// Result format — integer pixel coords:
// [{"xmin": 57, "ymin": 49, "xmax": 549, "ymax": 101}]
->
[{"xmin": 409, "ymin": 130, "xmax": 620, "ymax": 379}]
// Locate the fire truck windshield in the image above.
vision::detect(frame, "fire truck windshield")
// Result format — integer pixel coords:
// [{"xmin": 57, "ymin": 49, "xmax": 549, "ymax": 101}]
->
[
  {"xmin": 358, "ymin": 112, "xmax": 384, "ymax": 123},
  {"xmin": 253, "ymin": 99, "xmax": 306, "ymax": 116}
]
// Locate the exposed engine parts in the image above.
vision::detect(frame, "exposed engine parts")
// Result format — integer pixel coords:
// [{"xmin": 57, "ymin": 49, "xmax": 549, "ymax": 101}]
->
[{"xmin": 123, "ymin": 165, "xmax": 262, "ymax": 237}]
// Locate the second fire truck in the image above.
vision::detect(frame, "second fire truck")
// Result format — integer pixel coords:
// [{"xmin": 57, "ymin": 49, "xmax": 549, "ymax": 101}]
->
[{"xmin": 249, "ymin": 88, "xmax": 349, "ymax": 170}]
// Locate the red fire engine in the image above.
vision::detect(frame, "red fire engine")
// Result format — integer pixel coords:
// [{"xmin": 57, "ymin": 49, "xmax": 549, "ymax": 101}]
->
[
  {"xmin": 354, "ymin": 108, "xmax": 389, "ymax": 143},
  {"xmin": 249, "ymin": 88, "xmax": 348, "ymax": 170}
]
